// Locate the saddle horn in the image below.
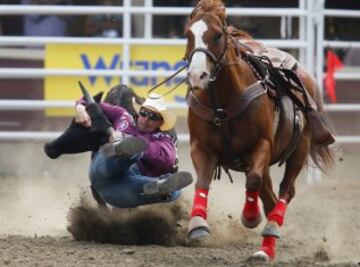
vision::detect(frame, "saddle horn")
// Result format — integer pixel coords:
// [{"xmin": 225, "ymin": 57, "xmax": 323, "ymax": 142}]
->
[{"xmin": 78, "ymin": 81, "xmax": 95, "ymax": 104}]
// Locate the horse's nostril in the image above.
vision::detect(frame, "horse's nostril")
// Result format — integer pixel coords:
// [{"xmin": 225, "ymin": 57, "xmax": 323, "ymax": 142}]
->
[{"xmin": 200, "ymin": 72, "xmax": 209, "ymax": 80}]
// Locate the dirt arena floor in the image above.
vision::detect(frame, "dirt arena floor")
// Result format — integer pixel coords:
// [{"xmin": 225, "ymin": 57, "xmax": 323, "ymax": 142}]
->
[{"xmin": 0, "ymin": 142, "xmax": 359, "ymax": 267}]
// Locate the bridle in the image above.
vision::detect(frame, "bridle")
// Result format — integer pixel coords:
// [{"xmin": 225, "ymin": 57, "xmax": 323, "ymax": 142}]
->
[
  {"xmin": 146, "ymin": 20, "xmax": 231, "ymax": 99},
  {"xmin": 185, "ymin": 20, "xmax": 234, "ymax": 125},
  {"xmin": 186, "ymin": 23, "xmax": 230, "ymax": 82}
]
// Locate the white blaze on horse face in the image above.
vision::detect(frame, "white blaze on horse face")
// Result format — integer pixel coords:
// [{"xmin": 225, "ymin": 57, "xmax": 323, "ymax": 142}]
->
[{"xmin": 188, "ymin": 20, "xmax": 210, "ymax": 89}]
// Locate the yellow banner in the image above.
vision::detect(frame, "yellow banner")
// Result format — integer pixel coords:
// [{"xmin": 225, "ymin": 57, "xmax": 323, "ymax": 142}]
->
[{"xmin": 44, "ymin": 44, "xmax": 187, "ymax": 116}]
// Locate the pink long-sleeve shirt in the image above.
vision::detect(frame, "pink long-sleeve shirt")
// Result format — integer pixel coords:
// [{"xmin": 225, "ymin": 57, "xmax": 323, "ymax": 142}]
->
[{"xmin": 77, "ymin": 100, "xmax": 176, "ymax": 177}]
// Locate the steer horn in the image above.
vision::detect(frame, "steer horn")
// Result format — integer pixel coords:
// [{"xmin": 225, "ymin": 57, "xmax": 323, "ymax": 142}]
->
[
  {"xmin": 78, "ymin": 81, "xmax": 114, "ymax": 137},
  {"xmin": 78, "ymin": 81, "xmax": 95, "ymax": 104}
]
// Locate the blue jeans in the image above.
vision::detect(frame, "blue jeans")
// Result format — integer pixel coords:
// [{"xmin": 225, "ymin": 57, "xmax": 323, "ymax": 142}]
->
[{"xmin": 89, "ymin": 152, "xmax": 181, "ymax": 208}]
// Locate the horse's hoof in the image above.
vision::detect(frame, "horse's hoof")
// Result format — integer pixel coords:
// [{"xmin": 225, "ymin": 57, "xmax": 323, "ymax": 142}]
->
[
  {"xmin": 188, "ymin": 216, "xmax": 210, "ymax": 240},
  {"xmin": 241, "ymin": 213, "xmax": 262, "ymax": 229},
  {"xmin": 249, "ymin": 250, "xmax": 271, "ymax": 262},
  {"xmin": 188, "ymin": 228, "xmax": 210, "ymax": 240},
  {"xmin": 261, "ymin": 221, "xmax": 280, "ymax": 238}
]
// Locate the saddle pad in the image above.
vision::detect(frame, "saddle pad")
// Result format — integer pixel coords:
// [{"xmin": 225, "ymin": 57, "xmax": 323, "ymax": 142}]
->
[
  {"xmin": 239, "ymin": 40, "xmax": 298, "ymax": 70},
  {"xmin": 260, "ymin": 47, "xmax": 297, "ymax": 70}
]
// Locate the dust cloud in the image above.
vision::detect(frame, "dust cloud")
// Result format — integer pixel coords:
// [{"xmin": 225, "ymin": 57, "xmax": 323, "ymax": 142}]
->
[{"xmin": 67, "ymin": 197, "xmax": 190, "ymax": 246}]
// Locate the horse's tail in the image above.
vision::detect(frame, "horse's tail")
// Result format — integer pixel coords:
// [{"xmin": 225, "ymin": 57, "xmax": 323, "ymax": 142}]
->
[
  {"xmin": 308, "ymin": 85, "xmax": 336, "ymax": 173},
  {"xmin": 309, "ymin": 138, "xmax": 335, "ymax": 173}
]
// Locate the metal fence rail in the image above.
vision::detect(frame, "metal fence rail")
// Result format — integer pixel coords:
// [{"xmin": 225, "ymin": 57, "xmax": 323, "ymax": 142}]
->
[
  {"xmin": 0, "ymin": 131, "xmax": 358, "ymax": 144},
  {"xmin": 0, "ymin": 36, "xmax": 308, "ymax": 48},
  {"xmin": 0, "ymin": 5, "xmax": 308, "ymax": 16}
]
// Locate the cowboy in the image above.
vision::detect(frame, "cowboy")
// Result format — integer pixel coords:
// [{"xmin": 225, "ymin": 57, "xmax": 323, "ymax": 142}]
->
[{"xmin": 74, "ymin": 92, "xmax": 193, "ymax": 208}]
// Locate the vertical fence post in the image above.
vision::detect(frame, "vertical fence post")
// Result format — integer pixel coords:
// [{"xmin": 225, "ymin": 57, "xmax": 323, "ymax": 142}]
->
[
  {"xmin": 315, "ymin": 0, "xmax": 325, "ymax": 97},
  {"xmin": 122, "ymin": 0, "xmax": 132, "ymax": 85},
  {"xmin": 299, "ymin": 0, "xmax": 306, "ymax": 67},
  {"xmin": 144, "ymin": 0, "xmax": 153, "ymax": 38},
  {"xmin": 306, "ymin": 0, "xmax": 315, "ymax": 75},
  {"xmin": 307, "ymin": 0, "xmax": 325, "ymax": 183}
]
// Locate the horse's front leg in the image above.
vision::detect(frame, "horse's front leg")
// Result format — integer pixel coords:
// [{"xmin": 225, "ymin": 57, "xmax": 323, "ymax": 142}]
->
[
  {"xmin": 241, "ymin": 139, "xmax": 271, "ymax": 229},
  {"xmin": 187, "ymin": 140, "xmax": 217, "ymax": 240}
]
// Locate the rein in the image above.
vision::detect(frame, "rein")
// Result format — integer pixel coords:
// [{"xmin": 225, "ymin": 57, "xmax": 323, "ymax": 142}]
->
[{"xmin": 146, "ymin": 63, "xmax": 188, "ymax": 98}]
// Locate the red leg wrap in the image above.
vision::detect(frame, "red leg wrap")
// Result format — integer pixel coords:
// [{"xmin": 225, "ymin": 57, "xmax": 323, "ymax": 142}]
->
[
  {"xmin": 242, "ymin": 191, "xmax": 260, "ymax": 220},
  {"xmin": 267, "ymin": 199, "xmax": 287, "ymax": 226},
  {"xmin": 260, "ymin": 236, "xmax": 277, "ymax": 260},
  {"xmin": 191, "ymin": 188, "xmax": 209, "ymax": 219}
]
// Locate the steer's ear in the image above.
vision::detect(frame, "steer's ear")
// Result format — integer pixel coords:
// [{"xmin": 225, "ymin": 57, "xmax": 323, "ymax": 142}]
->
[{"xmin": 93, "ymin": 91, "xmax": 103, "ymax": 103}]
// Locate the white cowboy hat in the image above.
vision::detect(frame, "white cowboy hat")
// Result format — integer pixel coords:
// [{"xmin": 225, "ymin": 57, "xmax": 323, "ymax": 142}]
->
[{"xmin": 132, "ymin": 93, "xmax": 177, "ymax": 131}]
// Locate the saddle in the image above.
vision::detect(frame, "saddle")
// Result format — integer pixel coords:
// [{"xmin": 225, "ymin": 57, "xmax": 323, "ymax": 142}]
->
[
  {"xmin": 238, "ymin": 41, "xmax": 335, "ymax": 148},
  {"xmin": 228, "ymin": 25, "xmax": 333, "ymax": 145}
]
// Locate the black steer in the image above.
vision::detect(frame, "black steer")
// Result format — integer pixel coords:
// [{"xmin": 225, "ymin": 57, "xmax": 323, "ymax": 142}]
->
[{"xmin": 44, "ymin": 83, "xmax": 144, "ymax": 159}]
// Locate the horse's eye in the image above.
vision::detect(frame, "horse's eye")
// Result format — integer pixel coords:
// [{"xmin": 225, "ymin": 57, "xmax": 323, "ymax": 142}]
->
[{"xmin": 213, "ymin": 33, "xmax": 222, "ymax": 43}]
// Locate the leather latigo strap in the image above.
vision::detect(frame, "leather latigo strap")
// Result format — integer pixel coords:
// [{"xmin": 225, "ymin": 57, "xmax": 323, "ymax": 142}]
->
[{"xmin": 186, "ymin": 82, "xmax": 267, "ymax": 123}]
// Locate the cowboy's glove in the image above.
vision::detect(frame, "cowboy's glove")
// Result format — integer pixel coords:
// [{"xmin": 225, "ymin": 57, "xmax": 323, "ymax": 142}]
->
[{"xmin": 75, "ymin": 104, "xmax": 91, "ymax": 128}]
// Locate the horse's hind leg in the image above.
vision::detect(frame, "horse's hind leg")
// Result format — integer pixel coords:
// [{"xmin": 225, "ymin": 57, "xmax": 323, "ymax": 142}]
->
[
  {"xmin": 244, "ymin": 168, "xmax": 277, "ymax": 228},
  {"xmin": 241, "ymin": 139, "xmax": 271, "ymax": 229},
  {"xmin": 259, "ymin": 170, "xmax": 277, "ymax": 216},
  {"xmin": 253, "ymin": 133, "xmax": 311, "ymax": 261}
]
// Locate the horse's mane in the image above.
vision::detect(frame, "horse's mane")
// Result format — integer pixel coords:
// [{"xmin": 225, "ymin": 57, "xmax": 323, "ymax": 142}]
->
[
  {"xmin": 190, "ymin": 0, "xmax": 226, "ymax": 22},
  {"xmin": 227, "ymin": 25, "xmax": 253, "ymax": 40}
]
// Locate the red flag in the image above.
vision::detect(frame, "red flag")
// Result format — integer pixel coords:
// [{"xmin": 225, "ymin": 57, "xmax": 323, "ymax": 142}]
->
[{"xmin": 325, "ymin": 50, "xmax": 343, "ymax": 103}]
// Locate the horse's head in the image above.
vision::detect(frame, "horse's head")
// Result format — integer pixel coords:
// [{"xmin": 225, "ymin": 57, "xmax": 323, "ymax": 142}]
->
[{"xmin": 185, "ymin": 0, "xmax": 228, "ymax": 90}]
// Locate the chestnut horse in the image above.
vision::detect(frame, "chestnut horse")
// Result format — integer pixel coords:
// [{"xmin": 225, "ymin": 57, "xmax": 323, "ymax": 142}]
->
[{"xmin": 184, "ymin": 0, "xmax": 335, "ymax": 261}]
